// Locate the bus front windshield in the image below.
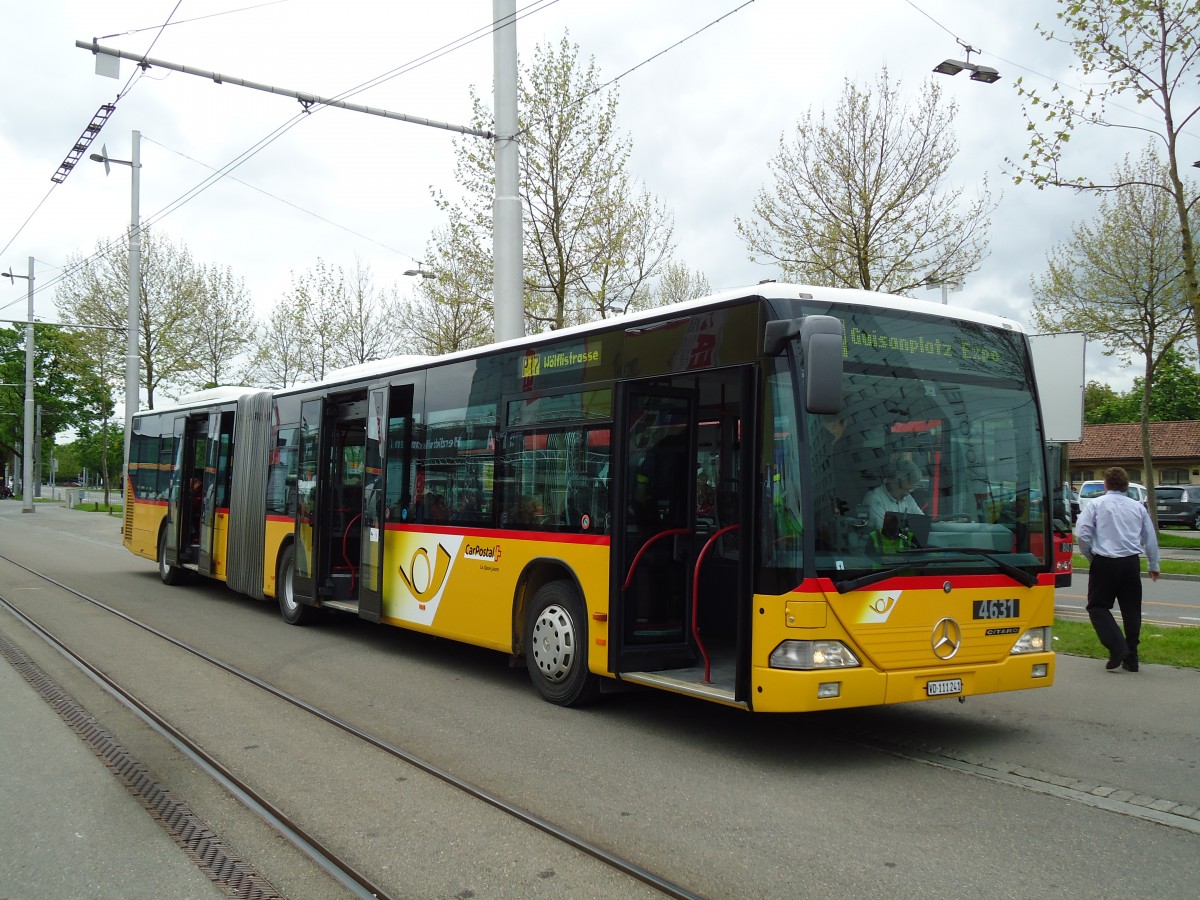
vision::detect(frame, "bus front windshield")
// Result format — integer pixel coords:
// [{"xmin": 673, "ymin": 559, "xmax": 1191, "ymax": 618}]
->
[{"xmin": 768, "ymin": 304, "xmax": 1048, "ymax": 584}]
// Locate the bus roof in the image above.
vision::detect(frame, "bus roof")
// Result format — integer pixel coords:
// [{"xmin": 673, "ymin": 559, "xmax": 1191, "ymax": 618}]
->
[
  {"xmin": 138, "ymin": 283, "xmax": 1028, "ymax": 411},
  {"xmin": 146, "ymin": 385, "xmax": 262, "ymax": 416},
  {"xmin": 272, "ymin": 282, "xmax": 1027, "ymax": 396}
]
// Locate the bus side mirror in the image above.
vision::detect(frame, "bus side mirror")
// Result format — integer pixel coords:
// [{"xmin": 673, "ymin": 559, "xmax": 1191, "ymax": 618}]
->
[
  {"xmin": 763, "ymin": 318, "xmax": 803, "ymax": 357},
  {"xmin": 801, "ymin": 315, "xmax": 843, "ymax": 415}
]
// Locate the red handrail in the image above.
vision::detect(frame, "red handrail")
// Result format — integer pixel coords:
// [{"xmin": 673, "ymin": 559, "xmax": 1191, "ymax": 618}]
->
[
  {"xmin": 691, "ymin": 525, "xmax": 740, "ymax": 684},
  {"xmin": 621, "ymin": 527, "xmax": 691, "ymax": 591},
  {"xmin": 342, "ymin": 512, "xmax": 362, "ymax": 594}
]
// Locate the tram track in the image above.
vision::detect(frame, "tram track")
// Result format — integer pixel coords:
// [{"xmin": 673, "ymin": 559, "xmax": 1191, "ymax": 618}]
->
[{"xmin": 0, "ymin": 554, "xmax": 702, "ymax": 899}]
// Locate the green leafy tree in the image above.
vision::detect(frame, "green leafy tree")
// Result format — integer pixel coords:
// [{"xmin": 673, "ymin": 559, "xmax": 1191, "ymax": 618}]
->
[
  {"xmin": 58, "ymin": 427, "xmax": 123, "ymax": 496},
  {"xmin": 0, "ymin": 325, "xmax": 101, "ymax": 490},
  {"xmin": 737, "ymin": 68, "xmax": 995, "ymax": 293},
  {"xmin": 1084, "ymin": 380, "xmax": 1139, "ymax": 423},
  {"xmin": 654, "ymin": 262, "xmax": 712, "ymax": 307},
  {"xmin": 1032, "ymin": 147, "xmax": 1193, "ymax": 512},
  {"xmin": 63, "ymin": 325, "xmax": 122, "ymax": 503},
  {"xmin": 1126, "ymin": 346, "xmax": 1200, "ymax": 420},
  {"xmin": 1010, "ymin": 0, "xmax": 1200, "ymax": 354},
  {"xmin": 435, "ymin": 33, "xmax": 675, "ymax": 333}
]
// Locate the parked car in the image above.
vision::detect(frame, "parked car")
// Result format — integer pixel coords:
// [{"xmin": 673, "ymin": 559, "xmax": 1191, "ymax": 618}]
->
[
  {"xmin": 1063, "ymin": 482, "xmax": 1080, "ymax": 522},
  {"xmin": 1154, "ymin": 484, "xmax": 1200, "ymax": 530},
  {"xmin": 1077, "ymin": 479, "xmax": 1148, "ymax": 514}
]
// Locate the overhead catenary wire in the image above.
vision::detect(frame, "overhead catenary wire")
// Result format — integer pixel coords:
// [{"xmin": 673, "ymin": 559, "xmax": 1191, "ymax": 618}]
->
[{"xmin": 1, "ymin": 1, "xmax": 565, "ymax": 309}]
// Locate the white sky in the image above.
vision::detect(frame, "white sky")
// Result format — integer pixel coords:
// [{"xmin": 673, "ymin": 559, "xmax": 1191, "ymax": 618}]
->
[{"xmin": 2, "ymin": 0, "xmax": 1196, "ymax": 393}]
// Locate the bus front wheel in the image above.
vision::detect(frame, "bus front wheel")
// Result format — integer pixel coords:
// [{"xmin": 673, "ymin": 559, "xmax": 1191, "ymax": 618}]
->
[
  {"xmin": 525, "ymin": 581, "xmax": 599, "ymax": 707},
  {"xmin": 277, "ymin": 545, "xmax": 318, "ymax": 626},
  {"xmin": 158, "ymin": 529, "xmax": 186, "ymax": 585}
]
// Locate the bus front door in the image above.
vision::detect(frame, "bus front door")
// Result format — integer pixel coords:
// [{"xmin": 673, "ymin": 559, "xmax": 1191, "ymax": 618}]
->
[{"xmin": 612, "ymin": 386, "xmax": 698, "ymax": 673}]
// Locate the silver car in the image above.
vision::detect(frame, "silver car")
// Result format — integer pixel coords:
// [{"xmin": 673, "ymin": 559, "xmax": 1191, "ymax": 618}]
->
[{"xmin": 1077, "ymin": 479, "xmax": 1147, "ymax": 514}]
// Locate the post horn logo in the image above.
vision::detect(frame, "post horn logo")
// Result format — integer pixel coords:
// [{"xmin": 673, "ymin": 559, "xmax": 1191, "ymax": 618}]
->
[{"xmin": 397, "ymin": 543, "xmax": 453, "ymax": 602}]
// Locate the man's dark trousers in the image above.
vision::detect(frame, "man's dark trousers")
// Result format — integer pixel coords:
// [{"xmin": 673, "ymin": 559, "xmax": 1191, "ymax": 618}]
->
[{"xmin": 1086, "ymin": 554, "xmax": 1143, "ymax": 658}]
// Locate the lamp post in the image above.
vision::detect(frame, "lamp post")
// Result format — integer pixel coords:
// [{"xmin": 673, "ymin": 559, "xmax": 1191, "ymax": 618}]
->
[
  {"xmin": 1, "ymin": 258, "xmax": 36, "ymax": 512},
  {"xmin": 924, "ymin": 277, "xmax": 963, "ymax": 305},
  {"xmin": 90, "ymin": 130, "xmax": 140, "ymax": 500}
]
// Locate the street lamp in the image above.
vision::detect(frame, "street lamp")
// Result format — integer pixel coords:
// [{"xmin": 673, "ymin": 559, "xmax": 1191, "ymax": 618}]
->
[
  {"xmin": 933, "ymin": 41, "xmax": 1001, "ymax": 84},
  {"xmin": 403, "ymin": 263, "xmax": 435, "ymax": 280},
  {"xmin": 89, "ymin": 130, "xmax": 141, "ymax": 501}
]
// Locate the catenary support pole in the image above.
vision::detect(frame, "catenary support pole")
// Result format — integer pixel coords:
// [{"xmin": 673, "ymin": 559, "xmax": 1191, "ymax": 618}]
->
[{"xmin": 492, "ymin": 0, "xmax": 523, "ymax": 343}]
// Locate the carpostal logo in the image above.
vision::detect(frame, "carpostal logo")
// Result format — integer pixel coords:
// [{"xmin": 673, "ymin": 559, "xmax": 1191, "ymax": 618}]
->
[{"xmin": 464, "ymin": 543, "xmax": 502, "ymax": 562}]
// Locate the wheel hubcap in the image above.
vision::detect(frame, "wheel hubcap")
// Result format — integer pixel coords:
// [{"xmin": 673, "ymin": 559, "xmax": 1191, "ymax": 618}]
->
[
  {"xmin": 531, "ymin": 604, "xmax": 575, "ymax": 683},
  {"xmin": 281, "ymin": 561, "xmax": 296, "ymax": 611}
]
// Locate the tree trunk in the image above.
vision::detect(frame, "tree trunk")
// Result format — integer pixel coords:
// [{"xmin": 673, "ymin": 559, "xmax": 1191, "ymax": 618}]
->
[{"xmin": 1140, "ymin": 363, "xmax": 1157, "ymax": 529}]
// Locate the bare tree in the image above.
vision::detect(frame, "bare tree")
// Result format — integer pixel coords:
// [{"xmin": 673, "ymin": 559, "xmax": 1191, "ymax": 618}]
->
[
  {"xmin": 435, "ymin": 33, "xmax": 674, "ymax": 333},
  {"xmin": 252, "ymin": 298, "xmax": 307, "ymax": 389},
  {"xmin": 185, "ymin": 264, "xmax": 257, "ymax": 389},
  {"xmin": 737, "ymin": 68, "xmax": 994, "ymax": 294},
  {"xmin": 335, "ymin": 257, "xmax": 407, "ymax": 365},
  {"xmin": 401, "ymin": 219, "xmax": 494, "ymax": 355},
  {"xmin": 55, "ymin": 228, "xmax": 206, "ymax": 408}
]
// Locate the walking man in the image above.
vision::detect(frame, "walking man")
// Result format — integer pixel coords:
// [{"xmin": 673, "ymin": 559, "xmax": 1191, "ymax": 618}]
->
[{"xmin": 1074, "ymin": 467, "xmax": 1160, "ymax": 672}]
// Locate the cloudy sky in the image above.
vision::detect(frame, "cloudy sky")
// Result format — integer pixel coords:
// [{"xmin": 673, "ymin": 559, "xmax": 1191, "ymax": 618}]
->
[{"xmin": 2, "ymin": 0, "xmax": 1195, "ymax": 391}]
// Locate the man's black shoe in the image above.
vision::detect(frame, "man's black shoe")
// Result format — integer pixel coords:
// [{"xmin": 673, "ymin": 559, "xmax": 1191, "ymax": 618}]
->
[
  {"xmin": 1122, "ymin": 656, "xmax": 1139, "ymax": 673},
  {"xmin": 1106, "ymin": 650, "xmax": 1130, "ymax": 670}
]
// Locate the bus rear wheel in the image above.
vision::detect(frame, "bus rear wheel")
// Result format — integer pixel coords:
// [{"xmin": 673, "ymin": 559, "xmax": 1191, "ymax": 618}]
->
[
  {"xmin": 525, "ymin": 581, "xmax": 599, "ymax": 707},
  {"xmin": 158, "ymin": 528, "xmax": 186, "ymax": 585},
  {"xmin": 277, "ymin": 545, "xmax": 318, "ymax": 626}
]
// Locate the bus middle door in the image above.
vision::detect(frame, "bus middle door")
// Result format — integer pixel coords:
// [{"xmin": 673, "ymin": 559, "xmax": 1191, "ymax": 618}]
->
[
  {"xmin": 292, "ymin": 398, "xmax": 325, "ymax": 608},
  {"xmin": 612, "ymin": 385, "xmax": 697, "ymax": 673}
]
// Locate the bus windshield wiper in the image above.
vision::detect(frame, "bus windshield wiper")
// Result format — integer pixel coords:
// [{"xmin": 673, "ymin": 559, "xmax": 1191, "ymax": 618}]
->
[
  {"xmin": 904, "ymin": 547, "xmax": 1038, "ymax": 588},
  {"xmin": 831, "ymin": 547, "xmax": 1037, "ymax": 594},
  {"xmin": 833, "ymin": 564, "xmax": 913, "ymax": 594}
]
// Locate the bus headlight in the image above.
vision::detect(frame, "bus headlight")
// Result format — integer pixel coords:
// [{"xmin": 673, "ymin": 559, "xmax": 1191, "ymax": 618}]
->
[
  {"xmin": 1011, "ymin": 626, "xmax": 1051, "ymax": 654},
  {"xmin": 770, "ymin": 640, "xmax": 861, "ymax": 670}
]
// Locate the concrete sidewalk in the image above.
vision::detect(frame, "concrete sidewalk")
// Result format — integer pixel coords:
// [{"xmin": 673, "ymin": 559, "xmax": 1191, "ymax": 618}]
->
[{"xmin": 0, "ymin": 640, "xmax": 224, "ymax": 899}]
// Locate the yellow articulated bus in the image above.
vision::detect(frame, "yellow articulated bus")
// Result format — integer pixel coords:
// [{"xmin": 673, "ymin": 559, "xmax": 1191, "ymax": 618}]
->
[{"xmin": 124, "ymin": 284, "xmax": 1055, "ymax": 711}]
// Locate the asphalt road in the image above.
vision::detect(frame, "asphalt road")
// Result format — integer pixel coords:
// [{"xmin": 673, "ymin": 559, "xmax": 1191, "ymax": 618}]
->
[
  {"xmin": 1057, "ymin": 572, "xmax": 1200, "ymax": 628},
  {"xmin": 3, "ymin": 501, "xmax": 1198, "ymax": 899}
]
